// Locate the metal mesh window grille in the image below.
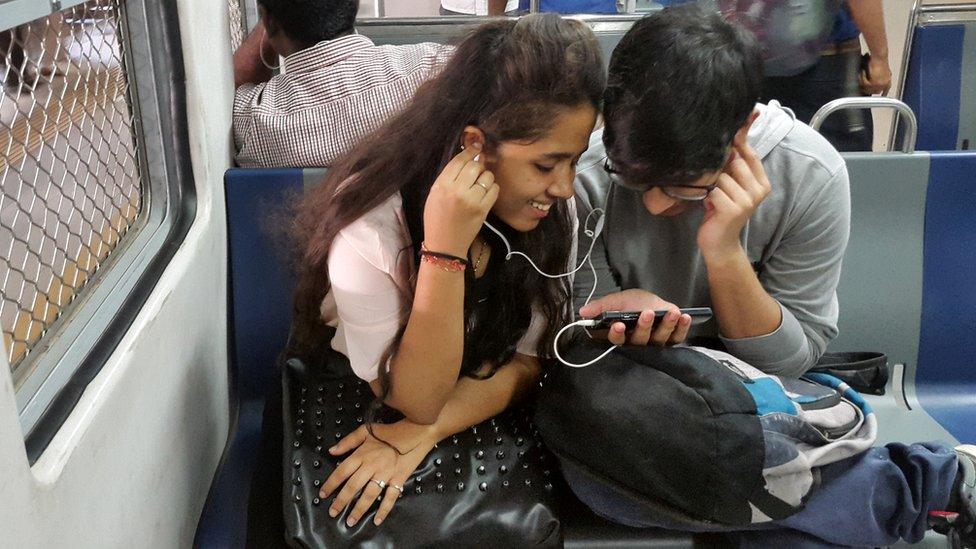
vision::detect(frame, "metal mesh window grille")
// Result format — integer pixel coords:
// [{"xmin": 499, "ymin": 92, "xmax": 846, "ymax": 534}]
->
[
  {"xmin": 1, "ymin": 0, "xmax": 143, "ymax": 382},
  {"xmin": 229, "ymin": 0, "xmax": 247, "ymax": 51}
]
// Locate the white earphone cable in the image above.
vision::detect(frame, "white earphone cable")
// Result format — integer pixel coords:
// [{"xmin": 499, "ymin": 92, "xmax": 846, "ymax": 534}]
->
[
  {"xmin": 552, "ymin": 319, "xmax": 618, "ymax": 368},
  {"xmin": 483, "ymin": 207, "xmax": 616, "ymax": 368},
  {"xmin": 482, "ymin": 207, "xmax": 604, "ymax": 280}
]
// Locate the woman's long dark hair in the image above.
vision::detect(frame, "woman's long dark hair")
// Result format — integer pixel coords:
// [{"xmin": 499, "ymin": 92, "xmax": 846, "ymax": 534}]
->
[{"xmin": 290, "ymin": 14, "xmax": 605, "ymax": 396}]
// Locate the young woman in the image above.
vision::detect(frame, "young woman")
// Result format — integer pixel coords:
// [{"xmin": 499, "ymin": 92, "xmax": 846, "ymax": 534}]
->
[{"xmin": 289, "ymin": 14, "xmax": 605, "ymax": 528}]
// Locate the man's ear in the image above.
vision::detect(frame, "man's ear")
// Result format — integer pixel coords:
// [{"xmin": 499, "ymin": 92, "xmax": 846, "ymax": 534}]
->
[
  {"xmin": 733, "ymin": 108, "xmax": 761, "ymax": 146},
  {"xmin": 260, "ymin": 5, "xmax": 282, "ymax": 39}
]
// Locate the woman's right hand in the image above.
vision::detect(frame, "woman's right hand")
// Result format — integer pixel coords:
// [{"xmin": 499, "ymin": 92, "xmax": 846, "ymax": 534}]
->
[
  {"xmin": 423, "ymin": 143, "xmax": 500, "ymax": 257},
  {"xmin": 322, "ymin": 421, "xmax": 439, "ymax": 527}
]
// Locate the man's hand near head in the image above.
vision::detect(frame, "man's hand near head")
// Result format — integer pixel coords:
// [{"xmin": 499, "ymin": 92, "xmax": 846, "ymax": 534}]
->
[
  {"xmin": 693, "ymin": 127, "xmax": 782, "ymax": 341},
  {"xmin": 233, "ymin": 20, "xmax": 278, "ymax": 88},
  {"xmin": 696, "ymin": 128, "xmax": 771, "ymax": 263}
]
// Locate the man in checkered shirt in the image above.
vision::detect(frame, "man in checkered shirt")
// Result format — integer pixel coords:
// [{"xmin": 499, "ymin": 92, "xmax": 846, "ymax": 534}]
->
[{"xmin": 233, "ymin": 0, "xmax": 453, "ymax": 168}]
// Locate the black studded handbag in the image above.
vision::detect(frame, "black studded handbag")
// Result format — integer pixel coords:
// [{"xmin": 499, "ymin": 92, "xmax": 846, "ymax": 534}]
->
[{"xmin": 281, "ymin": 343, "xmax": 566, "ymax": 548}]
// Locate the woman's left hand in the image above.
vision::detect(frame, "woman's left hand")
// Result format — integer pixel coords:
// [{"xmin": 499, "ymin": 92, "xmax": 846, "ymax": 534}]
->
[{"xmin": 320, "ymin": 421, "xmax": 439, "ymax": 527}]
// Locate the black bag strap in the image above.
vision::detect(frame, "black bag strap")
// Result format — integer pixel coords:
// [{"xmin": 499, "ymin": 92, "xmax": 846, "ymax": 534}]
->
[{"xmin": 810, "ymin": 352, "xmax": 889, "ymax": 395}]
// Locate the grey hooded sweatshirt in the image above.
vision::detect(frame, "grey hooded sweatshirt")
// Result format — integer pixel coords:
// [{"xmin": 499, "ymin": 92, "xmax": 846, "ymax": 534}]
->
[{"xmin": 573, "ymin": 101, "xmax": 851, "ymax": 377}]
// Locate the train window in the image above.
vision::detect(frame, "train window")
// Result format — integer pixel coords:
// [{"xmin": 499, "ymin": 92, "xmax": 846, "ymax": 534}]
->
[
  {"xmin": 1, "ymin": 0, "xmax": 194, "ymax": 459},
  {"xmin": 1, "ymin": 0, "xmax": 142, "ymax": 385},
  {"xmin": 228, "ymin": 0, "xmax": 249, "ymax": 51}
]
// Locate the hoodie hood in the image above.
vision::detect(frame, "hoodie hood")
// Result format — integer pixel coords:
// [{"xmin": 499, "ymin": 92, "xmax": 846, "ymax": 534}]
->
[{"xmin": 747, "ymin": 101, "xmax": 797, "ymax": 160}]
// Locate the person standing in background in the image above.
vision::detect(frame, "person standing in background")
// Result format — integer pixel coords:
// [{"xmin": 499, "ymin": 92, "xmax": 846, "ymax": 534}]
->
[
  {"xmin": 758, "ymin": 1, "xmax": 891, "ymax": 151},
  {"xmin": 663, "ymin": 0, "xmax": 892, "ymax": 151},
  {"xmin": 440, "ymin": 0, "xmax": 521, "ymax": 15}
]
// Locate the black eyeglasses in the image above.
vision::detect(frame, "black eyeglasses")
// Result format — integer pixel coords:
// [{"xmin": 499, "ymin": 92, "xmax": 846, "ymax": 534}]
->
[{"xmin": 603, "ymin": 158, "xmax": 717, "ymax": 202}]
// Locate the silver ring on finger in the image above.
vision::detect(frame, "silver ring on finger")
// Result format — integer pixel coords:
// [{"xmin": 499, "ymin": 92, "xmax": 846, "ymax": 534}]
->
[
  {"xmin": 372, "ymin": 479, "xmax": 386, "ymax": 489},
  {"xmin": 476, "ymin": 181, "xmax": 489, "ymax": 192}
]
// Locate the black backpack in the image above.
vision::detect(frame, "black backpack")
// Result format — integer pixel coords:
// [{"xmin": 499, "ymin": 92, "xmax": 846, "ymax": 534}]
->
[{"xmin": 535, "ymin": 343, "xmax": 877, "ymax": 528}]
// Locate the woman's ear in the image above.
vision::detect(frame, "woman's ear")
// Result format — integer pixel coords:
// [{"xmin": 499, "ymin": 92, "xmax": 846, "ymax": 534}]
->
[
  {"xmin": 461, "ymin": 125, "xmax": 499, "ymax": 164},
  {"xmin": 461, "ymin": 126, "xmax": 487, "ymax": 152}
]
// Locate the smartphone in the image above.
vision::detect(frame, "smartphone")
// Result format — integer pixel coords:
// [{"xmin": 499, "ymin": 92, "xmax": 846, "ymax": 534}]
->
[{"xmin": 589, "ymin": 308, "xmax": 712, "ymax": 330}]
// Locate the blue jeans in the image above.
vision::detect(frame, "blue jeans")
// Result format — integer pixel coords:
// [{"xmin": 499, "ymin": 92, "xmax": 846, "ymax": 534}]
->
[{"xmin": 565, "ymin": 442, "xmax": 959, "ymax": 548}]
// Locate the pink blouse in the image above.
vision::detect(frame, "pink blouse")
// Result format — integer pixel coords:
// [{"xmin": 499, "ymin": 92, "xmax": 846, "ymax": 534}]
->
[{"xmin": 321, "ymin": 192, "xmax": 577, "ymax": 382}]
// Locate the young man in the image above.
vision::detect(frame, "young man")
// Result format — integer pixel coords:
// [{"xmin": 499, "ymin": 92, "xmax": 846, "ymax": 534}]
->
[
  {"xmin": 574, "ymin": 6, "xmax": 846, "ymax": 378},
  {"xmin": 757, "ymin": 0, "xmax": 893, "ymax": 152},
  {"xmin": 569, "ymin": 6, "xmax": 976, "ymax": 546},
  {"xmin": 232, "ymin": 0, "xmax": 452, "ymax": 167}
]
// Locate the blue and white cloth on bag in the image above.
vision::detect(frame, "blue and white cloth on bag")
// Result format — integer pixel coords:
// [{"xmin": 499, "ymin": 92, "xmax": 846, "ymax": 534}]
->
[{"xmin": 695, "ymin": 347, "xmax": 878, "ymax": 522}]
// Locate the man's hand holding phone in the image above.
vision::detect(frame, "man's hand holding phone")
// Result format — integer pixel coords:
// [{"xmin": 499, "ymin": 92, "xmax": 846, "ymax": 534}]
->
[{"xmin": 579, "ymin": 289, "xmax": 693, "ymax": 346}]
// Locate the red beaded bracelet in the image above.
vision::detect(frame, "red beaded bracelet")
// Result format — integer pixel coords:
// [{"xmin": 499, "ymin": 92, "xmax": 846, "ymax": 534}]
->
[
  {"xmin": 420, "ymin": 242, "xmax": 468, "ymax": 272},
  {"xmin": 420, "ymin": 253, "xmax": 467, "ymax": 272}
]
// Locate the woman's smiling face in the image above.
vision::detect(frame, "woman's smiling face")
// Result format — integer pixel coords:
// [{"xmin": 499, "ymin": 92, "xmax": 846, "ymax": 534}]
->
[{"xmin": 478, "ymin": 104, "xmax": 597, "ymax": 232}]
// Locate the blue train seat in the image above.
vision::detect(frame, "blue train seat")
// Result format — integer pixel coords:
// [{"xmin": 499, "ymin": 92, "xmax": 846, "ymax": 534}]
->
[
  {"xmin": 915, "ymin": 152, "xmax": 976, "ymax": 442},
  {"xmin": 194, "ymin": 169, "xmax": 307, "ymax": 548},
  {"xmin": 830, "ymin": 151, "xmax": 976, "ymax": 448},
  {"xmin": 900, "ymin": 11, "xmax": 976, "ymax": 151}
]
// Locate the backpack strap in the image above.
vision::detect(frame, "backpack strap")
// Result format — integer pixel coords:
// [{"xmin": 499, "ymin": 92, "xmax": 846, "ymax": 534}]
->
[{"xmin": 749, "ymin": 485, "xmax": 802, "ymax": 521}]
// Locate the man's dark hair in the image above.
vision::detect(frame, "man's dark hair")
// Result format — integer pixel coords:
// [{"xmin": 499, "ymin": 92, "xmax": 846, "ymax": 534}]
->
[
  {"xmin": 259, "ymin": 0, "xmax": 359, "ymax": 48},
  {"xmin": 604, "ymin": 4, "xmax": 763, "ymax": 184}
]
